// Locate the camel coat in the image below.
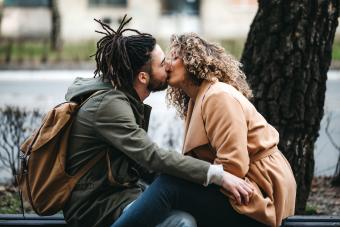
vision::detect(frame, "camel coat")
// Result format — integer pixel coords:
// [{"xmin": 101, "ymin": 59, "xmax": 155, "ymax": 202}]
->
[{"xmin": 183, "ymin": 80, "xmax": 296, "ymax": 227}]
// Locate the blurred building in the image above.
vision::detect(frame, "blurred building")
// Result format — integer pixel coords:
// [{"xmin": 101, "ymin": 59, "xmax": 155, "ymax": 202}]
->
[
  {"xmin": 0, "ymin": 0, "xmax": 51, "ymax": 39},
  {"xmin": 0, "ymin": 0, "xmax": 258, "ymax": 42}
]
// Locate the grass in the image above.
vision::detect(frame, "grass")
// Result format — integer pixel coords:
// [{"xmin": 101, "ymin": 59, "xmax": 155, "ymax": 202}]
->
[
  {"xmin": 0, "ymin": 38, "xmax": 245, "ymax": 64},
  {"xmin": 0, "ymin": 191, "xmax": 23, "ymax": 214},
  {"xmin": 56, "ymin": 41, "xmax": 96, "ymax": 61},
  {"xmin": 0, "ymin": 39, "xmax": 97, "ymax": 64},
  {"xmin": 0, "ymin": 187, "xmax": 35, "ymax": 214},
  {"xmin": 332, "ymin": 39, "xmax": 340, "ymax": 61},
  {"xmin": 1, "ymin": 38, "xmax": 340, "ymax": 64},
  {"xmin": 221, "ymin": 39, "xmax": 246, "ymax": 59},
  {"xmin": 305, "ymin": 205, "xmax": 318, "ymax": 215}
]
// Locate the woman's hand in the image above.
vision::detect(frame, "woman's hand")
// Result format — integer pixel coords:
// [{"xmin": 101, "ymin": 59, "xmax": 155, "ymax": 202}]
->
[{"xmin": 221, "ymin": 171, "xmax": 254, "ymax": 205}]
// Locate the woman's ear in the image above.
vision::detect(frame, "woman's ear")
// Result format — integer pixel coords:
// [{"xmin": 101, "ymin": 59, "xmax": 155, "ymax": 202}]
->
[{"xmin": 137, "ymin": 72, "xmax": 150, "ymax": 85}]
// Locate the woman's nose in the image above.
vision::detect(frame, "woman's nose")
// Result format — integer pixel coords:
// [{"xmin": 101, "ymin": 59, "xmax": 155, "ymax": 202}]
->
[{"xmin": 165, "ymin": 60, "xmax": 172, "ymax": 72}]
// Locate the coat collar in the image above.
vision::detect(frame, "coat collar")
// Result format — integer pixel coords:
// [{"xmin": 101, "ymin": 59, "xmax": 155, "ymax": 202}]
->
[
  {"xmin": 182, "ymin": 80, "xmax": 215, "ymax": 154},
  {"xmin": 120, "ymin": 88, "xmax": 152, "ymax": 132}
]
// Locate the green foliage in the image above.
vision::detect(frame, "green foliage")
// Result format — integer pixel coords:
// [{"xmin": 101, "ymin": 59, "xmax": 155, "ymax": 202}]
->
[
  {"xmin": 332, "ymin": 39, "xmax": 340, "ymax": 60},
  {"xmin": 305, "ymin": 205, "xmax": 318, "ymax": 215},
  {"xmin": 2, "ymin": 37, "xmax": 340, "ymax": 64},
  {"xmin": 0, "ymin": 191, "xmax": 22, "ymax": 213},
  {"xmin": 0, "ymin": 40, "xmax": 97, "ymax": 63},
  {"xmin": 0, "ymin": 188, "xmax": 35, "ymax": 214},
  {"xmin": 220, "ymin": 39, "xmax": 246, "ymax": 60},
  {"xmin": 52, "ymin": 41, "xmax": 96, "ymax": 61}
]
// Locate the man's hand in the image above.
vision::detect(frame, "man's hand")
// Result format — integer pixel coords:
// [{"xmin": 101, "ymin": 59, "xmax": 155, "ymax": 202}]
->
[{"xmin": 220, "ymin": 171, "xmax": 254, "ymax": 205}]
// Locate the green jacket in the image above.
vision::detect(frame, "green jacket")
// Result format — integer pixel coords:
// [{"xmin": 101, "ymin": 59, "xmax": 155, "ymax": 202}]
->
[{"xmin": 62, "ymin": 77, "xmax": 210, "ymax": 227}]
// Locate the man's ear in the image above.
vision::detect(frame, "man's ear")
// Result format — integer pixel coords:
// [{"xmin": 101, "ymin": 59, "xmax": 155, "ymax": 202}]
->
[{"xmin": 137, "ymin": 71, "xmax": 150, "ymax": 85}]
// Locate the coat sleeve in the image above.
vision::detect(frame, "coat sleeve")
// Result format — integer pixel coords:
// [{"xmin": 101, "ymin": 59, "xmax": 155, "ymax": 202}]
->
[
  {"xmin": 93, "ymin": 93, "xmax": 210, "ymax": 185},
  {"xmin": 202, "ymin": 91, "xmax": 249, "ymax": 178}
]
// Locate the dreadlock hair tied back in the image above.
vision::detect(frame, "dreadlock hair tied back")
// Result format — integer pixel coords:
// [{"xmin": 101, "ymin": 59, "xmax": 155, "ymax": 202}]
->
[{"xmin": 92, "ymin": 15, "xmax": 156, "ymax": 90}]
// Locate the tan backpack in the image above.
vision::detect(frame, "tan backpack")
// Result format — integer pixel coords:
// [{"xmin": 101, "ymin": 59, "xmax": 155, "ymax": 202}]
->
[{"xmin": 17, "ymin": 91, "xmax": 106, "ymax": 216}]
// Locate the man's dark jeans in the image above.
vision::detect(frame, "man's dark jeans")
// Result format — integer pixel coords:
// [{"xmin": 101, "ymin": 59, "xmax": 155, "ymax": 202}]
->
[{"xmin": 112, "ymin": 175, "xmax": 267, "ymax": 227}]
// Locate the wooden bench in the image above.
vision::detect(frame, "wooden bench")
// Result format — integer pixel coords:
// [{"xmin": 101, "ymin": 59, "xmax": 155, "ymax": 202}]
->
[
  {"xmin": 0, "ymin": 214, "xmax": 65, "ymax": 226},
  {"xmin": 282, "ymin": 216, "xmax": 340, "ymax": 226},
  {"xmin": 0, "ymin": 214, "xmax": 340, "ymax": 226}
]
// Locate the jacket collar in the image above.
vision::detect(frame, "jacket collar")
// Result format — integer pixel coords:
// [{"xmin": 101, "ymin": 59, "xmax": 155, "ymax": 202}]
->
[
  {"xmin": 183, "ymin": 80, "xmax": 215, "ymax": 153},
  {"xmin": 120, "ymin": 88, "xmax": 152, "ymax": 132}
]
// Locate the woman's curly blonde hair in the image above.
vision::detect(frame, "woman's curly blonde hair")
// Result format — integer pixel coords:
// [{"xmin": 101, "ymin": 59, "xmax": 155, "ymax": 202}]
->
[{"xmin": 166, "ymin": 33, "xmax": 253, "ymax": 118}]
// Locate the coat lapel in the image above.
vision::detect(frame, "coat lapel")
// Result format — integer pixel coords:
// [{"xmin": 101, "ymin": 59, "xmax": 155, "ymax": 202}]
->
[
  {"xmin": 182, "ymin": 99, "xmax": 194, "ymax": 152},
  {"xmin": 182, "ymin": 80, "xmax": 214, "ymax": 154}
]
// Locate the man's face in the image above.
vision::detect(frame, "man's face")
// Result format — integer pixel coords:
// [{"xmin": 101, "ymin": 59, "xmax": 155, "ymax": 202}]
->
[{"xmin": 147, "ymin": 44, "xmax": 168, "ymax": 92}]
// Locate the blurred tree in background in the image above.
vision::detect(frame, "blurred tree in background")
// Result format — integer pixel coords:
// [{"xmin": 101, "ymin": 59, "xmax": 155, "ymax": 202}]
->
[
  {"xmin": 241, "ymin": 0, "xmax": 339, "ymax": 213},
  {"xmin": 325, "ymin": 113, "xmax": 340, "ymax": 186},
  {"xmin": 50, "ymin": 0, "xmax": 61, "ymax": 51},
  {"xmin": 0, "ymin": 106, "xmax": 42, "ymax": 186},
  {"xmin": 0, "ymin": 0, "xmax": 3, "ymax": 36}
]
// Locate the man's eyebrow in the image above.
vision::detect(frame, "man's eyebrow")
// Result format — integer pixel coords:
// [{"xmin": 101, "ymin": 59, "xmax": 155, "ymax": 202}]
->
[{"xmin": 161, "ymin": 57, "xmax": 165, "ymax": 65}]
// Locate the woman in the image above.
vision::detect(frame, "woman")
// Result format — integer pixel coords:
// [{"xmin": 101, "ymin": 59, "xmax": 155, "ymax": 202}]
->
[{"xmin": 112, "ymin": 33, "xmax": 296, "ymax": 227}]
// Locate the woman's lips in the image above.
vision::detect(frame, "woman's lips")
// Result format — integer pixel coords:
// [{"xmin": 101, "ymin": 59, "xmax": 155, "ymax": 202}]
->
[{"xmin": 166, "ymin": 74, "xmax": 171, "ymax": 82}]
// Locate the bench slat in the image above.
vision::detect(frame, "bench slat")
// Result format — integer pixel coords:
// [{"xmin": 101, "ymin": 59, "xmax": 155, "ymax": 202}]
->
[
  {"xmin": 0, "ymin": 220, "xmax": 66, "ymax": 226},
  {"xmin": 283, "ymin": 222, "xmax": 340, "ymax": 227},
  {"xmin": 1, "ymin": 214, "xmax": 340, "ymax": 226},
  {"xmin": 0, "ymin": 214, "xmax": 64, "ymax": 220},
  {"xmin": 286, "ymin": 216, "xmax": 340, "ymax": 222}
]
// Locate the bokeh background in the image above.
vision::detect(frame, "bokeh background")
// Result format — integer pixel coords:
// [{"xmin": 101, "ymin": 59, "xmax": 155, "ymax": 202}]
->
[{"xmin": 0, "ymin": 0, "xmax": 339, "ymax": 214}]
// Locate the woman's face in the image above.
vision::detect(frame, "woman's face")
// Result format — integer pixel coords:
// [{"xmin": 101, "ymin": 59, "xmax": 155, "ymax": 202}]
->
[{"xmin": 165, "ymin": 53, "xmax": 189, "ymax": 88}]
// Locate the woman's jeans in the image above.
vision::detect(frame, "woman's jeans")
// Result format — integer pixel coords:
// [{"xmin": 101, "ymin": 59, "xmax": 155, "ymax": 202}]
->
[{"xmin": 112, "ymin": 175, "xmax": 267, "ymax": 227}]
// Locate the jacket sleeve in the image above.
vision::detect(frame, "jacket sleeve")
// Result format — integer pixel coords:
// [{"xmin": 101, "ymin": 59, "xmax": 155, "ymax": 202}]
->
[
  {"xmin": 202, "ymin": 91, "xmax": 249, "ymax": 178},
  {"xmin": 93, "ymin": 93, "xmax": 210, "ymax": 185}
]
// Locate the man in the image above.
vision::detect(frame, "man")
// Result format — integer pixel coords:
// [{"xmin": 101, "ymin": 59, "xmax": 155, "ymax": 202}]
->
[{"xmin": 62, "ymin": 16, "xmax": 251, "ymax": 227}]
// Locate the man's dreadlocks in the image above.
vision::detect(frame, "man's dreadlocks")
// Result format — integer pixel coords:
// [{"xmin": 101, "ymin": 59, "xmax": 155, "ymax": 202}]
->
[{"xmin": 93, "ymin": 15, "xmax": 156, "ymax": 90}]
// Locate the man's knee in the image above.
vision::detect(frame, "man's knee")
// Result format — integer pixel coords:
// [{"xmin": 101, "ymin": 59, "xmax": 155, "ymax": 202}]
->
[
  {"xmin": 156, "ymin": 174, "xmax": 188, "ymax": 188},
  {"xmin": 156, "ymin": 210, "xmax": 197, "ymax": 227}
]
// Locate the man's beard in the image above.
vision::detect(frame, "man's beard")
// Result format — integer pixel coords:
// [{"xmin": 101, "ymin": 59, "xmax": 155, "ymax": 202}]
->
[{"xmin": 147, "ymin": 75, "xmax": 168, "ymax": 92}]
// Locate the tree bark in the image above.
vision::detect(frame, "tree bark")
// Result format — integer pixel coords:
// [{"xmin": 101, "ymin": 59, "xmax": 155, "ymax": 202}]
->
[{"xmin": 241, "ymin": 0, "xmax": 339, "ymax": 213}]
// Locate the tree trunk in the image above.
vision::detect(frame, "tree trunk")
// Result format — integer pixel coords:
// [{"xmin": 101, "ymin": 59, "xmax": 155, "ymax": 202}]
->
[
  {"xmin": 0, "ymin": 2, "xmax": 3, "ymax": 37},
  {"xmin": 50, "ymin": 0, "xmax": 61, "ymax": 51},
  {"xmin": 241, "ymin": 0, "xmax": 339, "ymax": 214}
]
